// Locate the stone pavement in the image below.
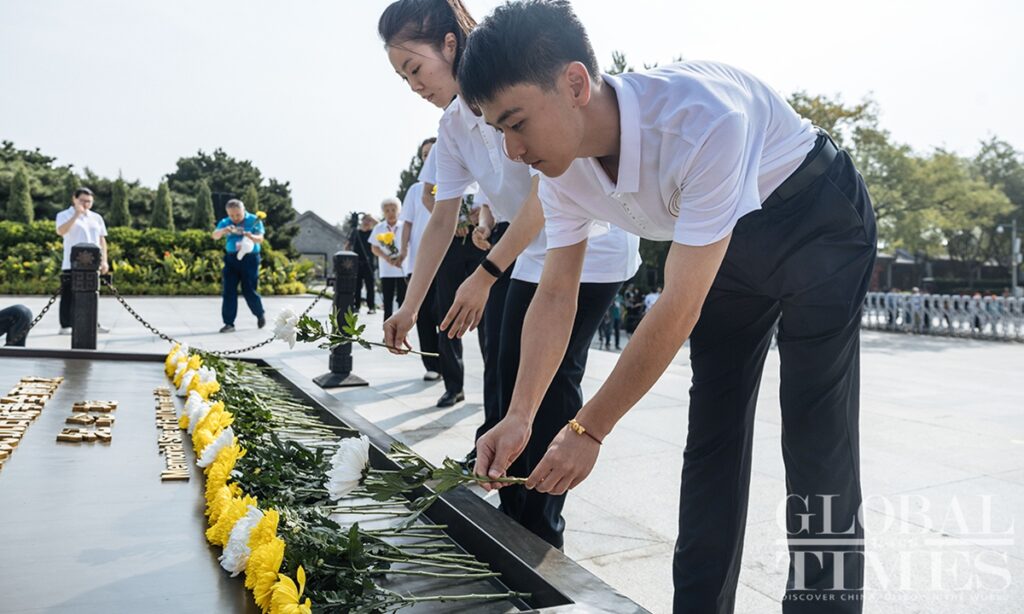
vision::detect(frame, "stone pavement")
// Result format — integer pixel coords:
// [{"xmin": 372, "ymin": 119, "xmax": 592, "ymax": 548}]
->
[{"xmin": 5, "ymin": 292, "xmax": 1024, "ymax": 613}]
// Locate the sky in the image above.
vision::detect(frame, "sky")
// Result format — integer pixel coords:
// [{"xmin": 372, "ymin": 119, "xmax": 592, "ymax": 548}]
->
[{"xmin": 1, "ymin": 1, "xmax": 1021, "ymax": 226}]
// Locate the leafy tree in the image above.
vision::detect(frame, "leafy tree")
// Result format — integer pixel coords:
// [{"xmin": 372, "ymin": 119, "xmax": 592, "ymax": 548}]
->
[
  {"xmin": 0, "ymin": 140, "xmax": 75, "ymax": 221},
  {"xmin": 108, "ymin": 175, "xmax": 131, "ymax": 227},
  {"xmin": 787, "ymin": 91, "xmax": 878, "ymax": 150},
  {"xmin": 63, "ymin": 172, "xmax": 79, "ymax": 205},
  {"xmin": 151, "ymin": 181, "xmax": 175, "ymax": 230},
  {"xmin": 192, "ymin": 179, "xmax": 215, "ymax": 230},
  {"xmin": 396, "ymin": 149, "xmax": 426, "ymax": 204},
  {"xmin": 243, "ymin": 184, "xmax": 260, "ymax": 213},
  {"xmin": 7, "ymin": 165, "xmax": 34, "ymax": 222}
]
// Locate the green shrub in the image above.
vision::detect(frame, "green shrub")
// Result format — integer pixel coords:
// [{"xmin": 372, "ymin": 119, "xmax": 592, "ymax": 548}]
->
[{"xmin": 0, "ymin": 220, "xmax": 313, "ymax": 295}]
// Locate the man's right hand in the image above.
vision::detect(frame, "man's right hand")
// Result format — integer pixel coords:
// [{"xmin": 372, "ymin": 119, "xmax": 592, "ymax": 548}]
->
[
  {"xmin": 73, "ymin": 201, "xmax": 86, "ymax": 216},
  {"xmin": 473, "ymin": 414, "xmax": 532, "ymax": 491},
  {"xmin": 471, "ymin": 224, "xmax": 492, "ymax": 251},
  {"xmin": 382, "ymin": 307, "xmax": 417, "ymax": 355}
]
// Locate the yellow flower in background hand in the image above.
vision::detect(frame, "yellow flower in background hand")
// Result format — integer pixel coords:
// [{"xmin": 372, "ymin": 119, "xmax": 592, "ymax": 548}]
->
[
  {"xmin": 376, "ymin": 231, "xmax": 395, "ymax": 245},
  {"xmin": 270, "ymin": 566, "xmax": 312, "ymax": 614},
  {"xmin": 256, "ymin": 211, "xmax": 267, "ymax": 220},
  {"xmin": 431, "ymin": 184, "xmax": 438, "ymax": 196}
]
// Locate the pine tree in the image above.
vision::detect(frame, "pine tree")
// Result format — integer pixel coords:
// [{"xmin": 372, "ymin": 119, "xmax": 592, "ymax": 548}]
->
[
  {"xmin": 7, "ymin": 166, "xmax": 34, "ymax": 223},
  {"xmin": 243, "ymin": 184, "xmax": 260, "ymax": 213},
  {"xmin": 63, "ymin": 172, "xmax": 80, "ymax": 205},
  {"xmin": 108, "ymin": 176, "xmax": 131, "ymax": 227},
  {"xmin": 192, "ymin": 179, "xmax": 215, "ymax": 230},
  {"xmin": 151, "ymin": 181, "xmax": 174, "ymax": 230}
]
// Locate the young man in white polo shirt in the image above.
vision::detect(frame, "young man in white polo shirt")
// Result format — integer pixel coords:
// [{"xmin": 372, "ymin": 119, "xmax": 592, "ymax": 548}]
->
[
  {"xmin": 379, "ymin": 0, "xmax": 640, "ymax": 548},
  {"xmin": 459, "ymin": 2, "xmax": 877, "ymax": 612},
  {"xmin": 55, "ymin": 187, "xmax": 110, "ymax": 334}
]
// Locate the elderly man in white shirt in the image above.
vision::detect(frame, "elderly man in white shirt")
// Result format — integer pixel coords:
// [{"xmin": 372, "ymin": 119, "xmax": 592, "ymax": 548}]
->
[
  {"xmin": 460, "ymin": 3, "xmax": 878, "ymax": 612},
  {"xmin": 55, "ymin": 187, "xmax": 110, "ymax": 334},
  {"xmin": 368, "ymin": 197, "xmax": 406, "ymax": 321}
]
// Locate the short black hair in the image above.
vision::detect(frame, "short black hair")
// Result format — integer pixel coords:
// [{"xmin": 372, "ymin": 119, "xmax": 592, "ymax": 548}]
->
[
  {"xmin": 459, "ymin": 0, "xmax": 599, "ymax": 107},
  {"xmin": 73, "ymin": 187, "xmax": 94, "ymax": 198}
]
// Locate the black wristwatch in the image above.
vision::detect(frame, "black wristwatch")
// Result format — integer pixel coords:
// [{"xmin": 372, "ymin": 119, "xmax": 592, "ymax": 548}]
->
[{"xmin": 479, "ymin": 257, "xmax": 504, "ymax": 279}]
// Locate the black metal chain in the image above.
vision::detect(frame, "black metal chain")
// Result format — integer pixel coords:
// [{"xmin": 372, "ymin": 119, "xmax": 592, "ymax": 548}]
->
[
  {"xmin": 100, "ymin": 278, "xmax": 331, "ymax": 356},
  {"xmin": 24, "ymin": 288, "xmax": 62, "ymax": 333}
]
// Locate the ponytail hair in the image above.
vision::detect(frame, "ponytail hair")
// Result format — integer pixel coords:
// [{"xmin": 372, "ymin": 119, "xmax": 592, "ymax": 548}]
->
[{"xmin": 378, "ymin": 0, "xmax": 477, "ymax": 76}]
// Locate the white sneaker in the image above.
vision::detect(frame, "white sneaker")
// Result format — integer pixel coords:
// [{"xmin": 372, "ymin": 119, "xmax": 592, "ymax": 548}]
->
[
  {"xmin": 59, "ymin": 327, "xmax": 72, "ymax": 335},
  {"xmin": 97, "ymin": 324, "xmax": 111, "ymax": 334},
  {"xmin": 423, "ymin": 370, "xmax": 441, "ymax": 381}
]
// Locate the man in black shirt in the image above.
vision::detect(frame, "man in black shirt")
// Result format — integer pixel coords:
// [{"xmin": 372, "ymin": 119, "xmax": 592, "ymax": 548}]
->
[{"xmin": 348, "ymin": 213, "xmax": 378, "ymax": 313}]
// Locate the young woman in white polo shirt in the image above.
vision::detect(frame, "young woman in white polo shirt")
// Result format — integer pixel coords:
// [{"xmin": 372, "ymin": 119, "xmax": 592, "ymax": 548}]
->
[
  {"xmin": 459, "ymin": 2, "xmax": 877, "ymax": 612},
  {"xmin": 377, "ymin": 0, "xmax": 640, "ymax": 549}
]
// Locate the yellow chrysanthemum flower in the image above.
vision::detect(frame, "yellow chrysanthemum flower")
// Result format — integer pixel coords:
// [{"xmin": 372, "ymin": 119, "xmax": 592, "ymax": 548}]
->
[
  {"xmin": 247, "ymin": 509, "xmax": 280, "ymax": 551},
  {"xmin": 270, "ymin": 566, "xmax": 312, "ymax": 614},
  {"xmin": 246, "ymin": 536, "xmax": 285, "ymax": 613},
  {"xmin": 376, "ymin": 231, "xmax": 395, "ymax": 245},
  {"xmin": 206, "ymin": 494, "xmax": 258, "ymax": 547},
  {"xmin": 164, "ymin": 343, "xmax": 181, "ymax": 375},
  {"xmin": 256, "ymin": 211, "xmax": 267, "ymax": 220},
  {"xmin": 431, "ymin": 184, "xmax": 438, "ymax": 196},
  {"xmin": 205, "ymin": 442, "xmax": 244, "ymax": 482},
  {"xmin": 192, "ymin": 403, "xmax": 233, "ymax": 453},
  {"xmin": 178, "ymin": 414, "xmax": 190, "ymax": 429},
  {"xmin": 206, "ymin": 483, "xmax": 234, "ymax": 523},
  {"xmin": 196, "ymin": 380, "xmax": 221, "ymax": 400}
]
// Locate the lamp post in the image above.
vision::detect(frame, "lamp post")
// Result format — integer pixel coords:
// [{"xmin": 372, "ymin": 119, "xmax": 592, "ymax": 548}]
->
[{"xmin": 997, "ymin": 219, "xmax": 1021, "ymax": 297}]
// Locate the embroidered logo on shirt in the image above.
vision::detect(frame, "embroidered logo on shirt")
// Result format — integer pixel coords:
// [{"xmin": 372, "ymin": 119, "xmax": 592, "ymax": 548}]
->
[{"xmin": 667, "ymin": 186, "xmax": 682, "ymax": 217}]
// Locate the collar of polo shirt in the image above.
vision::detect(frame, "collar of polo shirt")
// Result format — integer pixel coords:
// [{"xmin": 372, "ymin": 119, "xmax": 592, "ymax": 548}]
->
[{"xmin": 588, "ymin": 73, "xmax": 643, "ymax": 197}]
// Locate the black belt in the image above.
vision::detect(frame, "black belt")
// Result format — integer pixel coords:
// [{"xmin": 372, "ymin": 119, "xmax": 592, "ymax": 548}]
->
[{"xmin": 762, "ymin": 129, "xmax": 839, "ymax": 209}]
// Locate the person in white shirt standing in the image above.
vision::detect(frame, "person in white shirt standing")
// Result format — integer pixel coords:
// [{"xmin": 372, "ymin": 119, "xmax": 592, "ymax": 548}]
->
[
  {"xmin": 378, "ymin": 0, "xmax": 640, "ymax": 549},
  {"xmin": 399, "ymin": 138, "xmax": 443, "ymax": 381},
  {"xmin": 55, "ymin": 187, "xmax": 110, "ymax": 334},
  {"xmin": 460, "ymin": 3, "xmax": 877, "ymax": 612},
  {"xmin": 643, "ymin": 287, "xmax": 661, "ymax": 314},
  {"xmin": 368, "ymin": 197, "xmax": 407, "ymax": 321}
]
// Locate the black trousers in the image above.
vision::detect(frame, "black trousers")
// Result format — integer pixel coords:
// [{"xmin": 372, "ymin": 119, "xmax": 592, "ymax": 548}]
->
[
  {"xmin": 498, "ymin": 279, "xmax": 621, "ymax": 548},
  {"xmin": 410, "ymin": 276, "xmax": 441, "ymax": 373},
  {"xmin": 380, "ymin": 276, "xmax": 406, "ymax": 321},
  {"xmin": 475, "ymin": 222, "xmax": 513, "ymax": 442},
  {"xmin": 58, "ymin": 270, "xmax": 74, "ymax": 328},
  {"xmin": 1, "ymin": 305, "xmax": 32, "ymax": 346},
  {"xmin": 434, "ymin": 236, "xmax": 487, "ymax": 395},
  {"xmin": 354, "ymin": 261, "xmax": 376, "ymax": 311},
  {"xmin": 673, "ymin": 149, "xmax": 877, "ymax": 614}
]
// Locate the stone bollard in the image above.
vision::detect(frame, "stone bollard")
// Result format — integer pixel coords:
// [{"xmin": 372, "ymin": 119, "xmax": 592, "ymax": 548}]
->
[
  {"xmin": 313, "ymin": 251, "xmax": 368, "ymax": 388},
  {"xmin": 70, "ymin": 243, "xmax": 101, "ymax": 350}
]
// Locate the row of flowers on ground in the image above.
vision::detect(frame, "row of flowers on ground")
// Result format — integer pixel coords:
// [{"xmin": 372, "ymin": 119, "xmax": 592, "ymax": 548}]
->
[{"xmin": 163, "ymin": 337, "xmax": 528, "ymax": 613}]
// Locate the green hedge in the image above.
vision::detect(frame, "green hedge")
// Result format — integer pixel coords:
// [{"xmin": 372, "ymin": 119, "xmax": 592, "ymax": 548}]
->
[{"xmin": 0, "ymin": 220, "xmax": 313, "ymax": 295}]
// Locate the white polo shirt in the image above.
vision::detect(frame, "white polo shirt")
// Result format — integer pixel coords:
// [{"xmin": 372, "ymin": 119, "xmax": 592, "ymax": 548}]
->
[
  {"xmin": 399, "ymin": 182, "xmax": 429, "ymax": 276},
  {"xmin": 432, "ymin": 95, "xmax": 640, "ymax": 284},
  {"xmin": 368, "ymin": 220, "xmax": 405, "ymax": 278},
  {"xmin": 539, "ymin": 61, "xmax": 818, "ymax": 249},
  {"xmin": 55, "ymin": 207, "xmax": 107, "ymax": 270}
]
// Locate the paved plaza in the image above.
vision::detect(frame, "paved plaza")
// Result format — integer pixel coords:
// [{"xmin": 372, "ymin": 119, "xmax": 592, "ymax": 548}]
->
[{"xmin": 5, "ymin": 292, "xmax": 1023, "ymax": 613}]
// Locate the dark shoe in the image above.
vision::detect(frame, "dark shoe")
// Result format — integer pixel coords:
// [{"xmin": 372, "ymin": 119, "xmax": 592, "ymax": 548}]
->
[
  {"xmin": 423, "ymin": 370, "xmax": 441, "ymax": 381},
  {"xmin": 257, "ymin": 315, "xmax": 266, "ymax": 329},
  {"xmin": 457, "ymin": 447, "xmax": 478, "ymax": 472},
  {"xmin": 367, "ymin": 309, "xmax": 377, "ymax": 315},
  {"xmin": 219, "ymin": 324, "xmax": 235, "ymax": 333},
  {"xmin": 436, "ymin": 390, "xmax": 465, "ymax": 408}
]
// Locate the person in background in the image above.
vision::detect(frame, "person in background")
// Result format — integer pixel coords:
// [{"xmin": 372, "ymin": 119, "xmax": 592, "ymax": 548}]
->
[
  {"xmin": 369, "ymin": 198, "xmax": 407, "ymax": 320},
  {"xmin": 399, "ymin": 138, "xmax": 443, "ymax": 381},
  {"xmin": 55, "ymin": 187, "xmax": 110, "ymax": 334},
  {"xmin": 348, "ymin": 213, "xmax": 378, "ymax": 314},
  {"xmin": 0, "ymin": 304, "xmax": 32, "ymax": 346},
  {"xmin": 608, "ymin": 293, "xmax": 623, "ymax": 350},
  {"xmin": 644, "ymin": 287, "xmax": 662, "ymax": 314},
  {"xmin": 211, "ymin": 199, "xmax": 266, "ymax": 333}
]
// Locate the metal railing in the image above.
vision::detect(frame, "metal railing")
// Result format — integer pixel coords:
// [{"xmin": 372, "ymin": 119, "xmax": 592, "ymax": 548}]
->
[{"xmin": 862, "ymin": 292, "xmax": 1024, "ymax": 342}]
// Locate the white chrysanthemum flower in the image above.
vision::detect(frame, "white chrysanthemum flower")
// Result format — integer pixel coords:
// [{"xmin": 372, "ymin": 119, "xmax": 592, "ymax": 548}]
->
[
  {"xmin": 219, "ymin": 504, "xmax": 262, "ymax": 576},
  {"xmin": 272, "ymin": 307, "xmax": 299, "ymax": 349},
  {"xmin": 326, "ymin": 435, "xmax": 370, "ymax": 500},
  {"xmin": 182, "ymin": 391, "xmax": 205, "ymax": 418},
  {"xmin": 197, "ymin": 366, "xmax": 217, "ymax": 384},
  {"xmin": 197, "ymin": 426, "xmax": 234, "ymax": 468},
  {"xmin": 173, "ymin": 360, "xmax": 189, "ymax": 381},
  {"xmin": 187, "ymin": 397, "xmax": 213, "ymax": 434},
  {"xmin": 176, "ymin": 369, "xmax": 197, "ymax": 397}
]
